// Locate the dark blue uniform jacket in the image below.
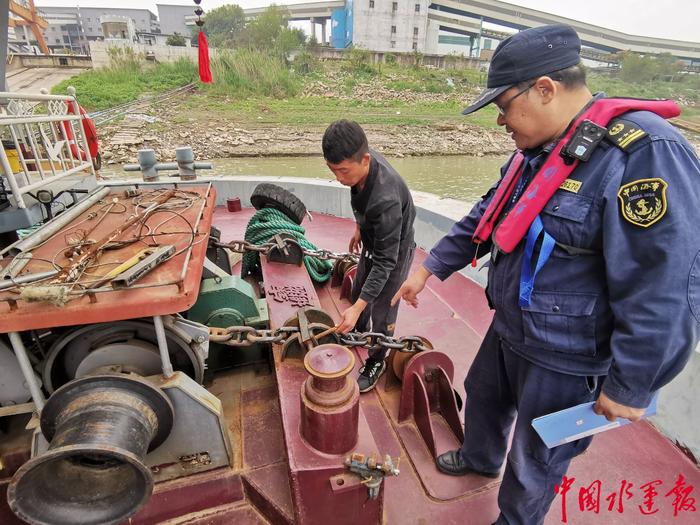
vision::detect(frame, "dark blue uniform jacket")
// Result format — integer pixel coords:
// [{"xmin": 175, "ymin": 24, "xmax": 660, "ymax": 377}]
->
[{"xmin": 424, "ymin": 110, "xmax": 700, "ymax": 408}]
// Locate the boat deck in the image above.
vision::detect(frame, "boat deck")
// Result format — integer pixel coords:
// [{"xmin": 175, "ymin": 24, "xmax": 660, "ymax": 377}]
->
[
  {"xmin": 207, "ymin": 206, "xmax": 700, "ymax": 525},
  {"xmin": 1, "ymin": 205, "xmax": 697, "ymax": 525}
]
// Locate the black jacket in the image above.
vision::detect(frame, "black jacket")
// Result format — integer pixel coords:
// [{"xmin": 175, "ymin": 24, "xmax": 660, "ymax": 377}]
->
[{"xmin": 351, "ymin": 149, "xmax": 415, "ymax": 303}]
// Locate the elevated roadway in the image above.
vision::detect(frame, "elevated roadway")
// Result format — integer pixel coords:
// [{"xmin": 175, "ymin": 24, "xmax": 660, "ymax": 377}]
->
[
  {"xmin": 244, "ymin": 1, "xmax": 344, "ymax": 21},
  {"xmin": 432, "ymin": 0, "xmax": 700, "ymax": 62},
  {"xmin": 244, "ymin": 0, "xmax": 700, "ymax": 63}
]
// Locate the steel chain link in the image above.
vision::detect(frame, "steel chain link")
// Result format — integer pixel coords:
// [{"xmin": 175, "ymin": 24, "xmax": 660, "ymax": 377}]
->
[
  {"xmin": 211, "ymin": 239, "xmax": 427, "ymax": 352},
  {"xmin": 215, "ymin": 239, "xmax": 360, "ymax": 264},
  {"xmin": 209, "ymin": 325, "xmax": 429, "ymax": 353}
]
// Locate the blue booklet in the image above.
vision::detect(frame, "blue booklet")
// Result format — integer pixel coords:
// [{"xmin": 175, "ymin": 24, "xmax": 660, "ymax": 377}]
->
[{"xmin": 532, "ymin": 394, "xmax": 658, "ymax": 449}]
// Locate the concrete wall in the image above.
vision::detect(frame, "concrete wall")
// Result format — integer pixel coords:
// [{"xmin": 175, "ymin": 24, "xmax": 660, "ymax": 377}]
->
[
  {"xmin": 311, "ymin": 46, "xmax": 485, "ymax": 70},
  {"xmin": 89, "ymin": 40, "xmax": 215, "ymax": 69},
  {"xmin": 17, "ymin": 54, "xmax": 92, "ymax": 68},
  {"xmin": 352, "ymin": 0, "xmax": 429, "ymax": 53}
]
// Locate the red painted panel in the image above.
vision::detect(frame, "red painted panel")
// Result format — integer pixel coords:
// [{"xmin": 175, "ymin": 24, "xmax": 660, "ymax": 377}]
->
[{"xmin": 0, "ymin": 186, "xmax": 216, "ymax": 332}]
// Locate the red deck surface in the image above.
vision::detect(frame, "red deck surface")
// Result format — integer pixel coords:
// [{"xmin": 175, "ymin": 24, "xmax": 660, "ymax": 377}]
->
[
  {"xmin": 0, "ymin": 206, "xmax": 696, "ymax": 525},
  {"xmin": 0, "ymin": 186, "xmax": 215, "ymax": 332},
  {"xmin": 215, "ymin": 205, "xmax": 700, "ymax": 525}
]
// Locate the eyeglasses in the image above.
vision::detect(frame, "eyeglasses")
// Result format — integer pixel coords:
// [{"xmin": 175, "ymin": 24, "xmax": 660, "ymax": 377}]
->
[{"xmin": 495, "ymin": 83, "xmax": 536, "ymax": 116}]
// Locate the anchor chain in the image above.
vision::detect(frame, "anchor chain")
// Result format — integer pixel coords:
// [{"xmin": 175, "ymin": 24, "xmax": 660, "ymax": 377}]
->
[
  {"xmin": 210, "ymin": 239, "xmax": 428, "ymax": 353},
  {"xmin": 209, "ymin": 325, "xmax": 431, "ymax": 354},
  {"xmin": 215, "ymin": 239, "xmax": 360, "ymax": 265}
]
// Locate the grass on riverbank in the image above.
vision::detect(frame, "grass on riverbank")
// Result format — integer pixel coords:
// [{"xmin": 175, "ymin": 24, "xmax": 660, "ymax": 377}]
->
[
  {"xmin": 51, "ymin": 54, "xmax": 197, "ymax": 111},
  {"xmin": 56, "ymin": 47, "xmax": 700, "ymax": 127},
  {"xmin": 175, "ymin": 94, "xmax": 499, "ymax": 128}
]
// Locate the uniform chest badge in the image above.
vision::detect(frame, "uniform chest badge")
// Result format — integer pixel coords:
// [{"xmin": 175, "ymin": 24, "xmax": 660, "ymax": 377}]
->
[{"xmin": 617, "ymin": 178, "xmax": 668, "ymax": 228}]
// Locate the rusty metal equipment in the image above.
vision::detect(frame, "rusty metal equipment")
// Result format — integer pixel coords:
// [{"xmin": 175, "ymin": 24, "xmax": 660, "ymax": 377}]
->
[
  {"xmin": 260, "ymin": 257, "xmax": 384, "ymax": 525},
  {"xmin": 300, "ymin": 344, "xmax": 360, "ymax": 455},
  {"xmin": 386, "ymin": 335, "xmax": 434, "ymax": 385},
  {"xmin": 8, "ymin": 374, "xmax": 174, "ymax": 525},
  {"xmin": 280, "ymin": 306, "xmax": 338, "ymax": 360},
  {"xmin": 397, "ymin": 350, "xmax": 464, "ymax": 458},
  {"xmin": 266, "ymin": 233, "xmax": 304, "ymax": 266},
  {"xmin": 41, "ymin": 319, "xmax": 208, "ymax": 393},
  {"xmin": 110, "ymin": 244, "xmax": 175, "ymax": 288},
  {"xmin": 344, "ymin": 453, "xmax": 400, "ymax": 500},
  {"xmin": 330, "ymin": 256, "xmax": 358, "ymax": 301}
]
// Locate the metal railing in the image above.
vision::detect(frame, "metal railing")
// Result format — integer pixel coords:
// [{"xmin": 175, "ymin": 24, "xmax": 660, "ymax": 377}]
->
[{"xmin": 0, "ymin": 90, "xmax": 96, "ymax": 210}]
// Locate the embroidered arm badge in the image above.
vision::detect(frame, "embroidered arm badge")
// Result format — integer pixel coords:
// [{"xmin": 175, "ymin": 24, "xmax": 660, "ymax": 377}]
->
[
  {"xmin": 617, "ymin": 178, "xmax": 668, "ymax": 228},
  {"xmin": 607, "ymin": 118, "xmax": 648, "ymax": 150}
]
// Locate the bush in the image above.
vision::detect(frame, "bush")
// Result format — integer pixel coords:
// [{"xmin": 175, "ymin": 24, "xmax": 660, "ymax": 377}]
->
[
  {"xmin": 292, "ymin": 50, "xmax": 318, "ymax": 75},
  {"xmin": 166, "ymin": 33, "xmax": 187, "ymax": 47},
  {"xmin": 106, "ymin": 46, "xmax": 144, "ymax": 72},
  {"xmin": 344, "ymin": 47, "xmax": 375, "ymax": 76},
  {"xmin": 205, "ymin": 48, "xmax": 299, "ymax": 98}
]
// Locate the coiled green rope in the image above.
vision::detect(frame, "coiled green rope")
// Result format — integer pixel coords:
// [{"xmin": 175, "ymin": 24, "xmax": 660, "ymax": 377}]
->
[{"xmin": 242, "ymin": 208, "xmax": 333, "ymax": 283}]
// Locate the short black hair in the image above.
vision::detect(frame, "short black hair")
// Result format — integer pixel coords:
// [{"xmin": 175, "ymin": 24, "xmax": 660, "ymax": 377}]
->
[
  {"xmin": 518, "ymin": 63, "xmax": 587, "ymax": 90},
  {"xmin": 322, "ymin": 120, "xmax": 369, "ymax": 164}
]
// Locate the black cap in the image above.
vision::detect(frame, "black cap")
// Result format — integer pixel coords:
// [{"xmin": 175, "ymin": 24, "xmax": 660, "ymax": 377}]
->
[{"xmin": 462, "ymin": 24, "xmax": 581, "ymax": 115}]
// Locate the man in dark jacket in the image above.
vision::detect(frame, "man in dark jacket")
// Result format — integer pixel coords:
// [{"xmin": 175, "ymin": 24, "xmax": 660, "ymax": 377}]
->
[
  {"xmin": 393, "ymin": 25, "xmax": 700, "ymax": 525},
  {"xmin": 323, "ymin": 120, "xmax": 416, "ymax": 392}
]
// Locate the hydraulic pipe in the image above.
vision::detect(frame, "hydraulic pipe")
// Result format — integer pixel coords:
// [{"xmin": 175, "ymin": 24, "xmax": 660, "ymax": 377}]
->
[{"xmin": 2, "ymin": 187, "xmax": 111, "ymax": 256}]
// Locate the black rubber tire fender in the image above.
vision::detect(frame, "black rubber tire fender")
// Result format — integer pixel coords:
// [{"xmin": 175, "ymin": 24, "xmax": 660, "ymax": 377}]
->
[{"xmin": 250, "ymin": 183, "xmax": 307, "ymax": 225}]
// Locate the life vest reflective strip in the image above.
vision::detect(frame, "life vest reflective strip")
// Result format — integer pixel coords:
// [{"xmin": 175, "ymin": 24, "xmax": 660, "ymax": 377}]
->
[
  {"xmin": 472, "ymin": 97, "xmax": 680, "ymax": 254},
  {"xmin": 62, "ymin": 104, "xmax": 99, "ymax": 162}
]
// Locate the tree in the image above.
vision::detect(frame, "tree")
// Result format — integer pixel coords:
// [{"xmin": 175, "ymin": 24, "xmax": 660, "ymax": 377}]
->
[
  {"xmin": 240, "ymin": 5, "xmax": 306, "ymax": 56},
  {"xmin": 166, "ymin": 33, "xmax": 186, "ymax": 47},
  {"xmin": 198, "ymin": 4, "xmax": 246, "ymax": 49},
  {"xmin": 618, "ymin": 51, "xmax": 684, "ymax": 83},
  {"xmin": 654, "ymin": 53, "xmax": 683, "ymax": 80},
  {"xmin": 619, "ymin": 51, "xmax": 655, "ymax": 83}
]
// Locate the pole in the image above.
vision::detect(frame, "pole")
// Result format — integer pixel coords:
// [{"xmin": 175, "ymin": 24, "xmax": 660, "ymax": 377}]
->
[{"xmin": 1, "ymin": 0, "xmax": 10, "ymax": 91}]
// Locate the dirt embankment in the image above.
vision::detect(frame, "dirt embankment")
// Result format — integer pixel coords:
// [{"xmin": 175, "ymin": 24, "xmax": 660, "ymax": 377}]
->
[
  {"xmin": 98, "ymin": 77, "xmax": 513, "ymax": 165},
  {"xmin": 97, "ymin": 86, "xmax": 699, "ymax": 166},
  {"xmin": 100, "ymin": 122, "xmax": 515, "ymax": 165},
  {"xmin": 99, "ymin": 117, "xmax": 514, "ymax": 166}
]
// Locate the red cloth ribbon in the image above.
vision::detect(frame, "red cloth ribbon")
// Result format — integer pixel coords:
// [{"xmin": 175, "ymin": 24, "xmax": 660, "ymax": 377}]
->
[{"xmin": 198, "ymin": 31, "xmax": 212, "ymax": 84}]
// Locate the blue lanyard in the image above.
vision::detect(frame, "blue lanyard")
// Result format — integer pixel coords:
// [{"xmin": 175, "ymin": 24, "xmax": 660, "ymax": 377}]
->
[{"xmin": 519, "ymin": 215, "xmax": 556, "ymax": 307}]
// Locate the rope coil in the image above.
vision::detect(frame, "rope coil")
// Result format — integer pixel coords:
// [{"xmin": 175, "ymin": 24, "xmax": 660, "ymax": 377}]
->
[{"xmin": 241, "ymin": 208, "xmax": 333, "ymax": 282}]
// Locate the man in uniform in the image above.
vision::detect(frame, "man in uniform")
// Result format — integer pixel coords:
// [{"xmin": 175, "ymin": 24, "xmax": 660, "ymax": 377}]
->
[
  {"xmin": 323, "ymin": 120, "xmax": 416, "ymax": 392},
  {"xmin": 392, "ymin": 25, "xmax": 700, "ymax": 524}
]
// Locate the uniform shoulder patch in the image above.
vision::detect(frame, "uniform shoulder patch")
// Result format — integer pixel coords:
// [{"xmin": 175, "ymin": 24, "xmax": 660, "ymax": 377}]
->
[
  {"xmin": 607, "ymin": 118, "xmax": 648, "ymax": 150},
  {"xmin": 617, "ymin": 178, "xmax": 668, "ymax": 228}
]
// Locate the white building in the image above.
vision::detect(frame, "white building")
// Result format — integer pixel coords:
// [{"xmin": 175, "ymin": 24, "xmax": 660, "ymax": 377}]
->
[{"xmin": 351, "ymin": 1, "xmax": 429, "ymax": 53}]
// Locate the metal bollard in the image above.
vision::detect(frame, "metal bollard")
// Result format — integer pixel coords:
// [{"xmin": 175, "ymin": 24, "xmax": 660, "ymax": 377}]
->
[
  {"xmin": 175, "ymin": 147, "xmax": 195, "ymax": 180},
  {"xmin": 123, "ymin": 147, "xmax": 212, "ymax": 181},
  {"xmin": 138, "ymin": 149, "xmax": 159, "ymax": 181}
]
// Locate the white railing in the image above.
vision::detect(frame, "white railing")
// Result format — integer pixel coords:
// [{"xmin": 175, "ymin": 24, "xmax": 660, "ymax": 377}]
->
[{"xmin": 0, "ymin": 90, "xmax": 96, "ymax": 210}]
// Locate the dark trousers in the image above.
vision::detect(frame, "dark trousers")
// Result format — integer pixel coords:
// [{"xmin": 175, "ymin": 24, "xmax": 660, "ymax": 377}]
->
[
  {"xmin": 461, "ymin": 325, "xmax": 602, "ymax": 525},
  {"xmin": 351, "ymin": 244, "xmax": 415, "ymax": 360}
]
